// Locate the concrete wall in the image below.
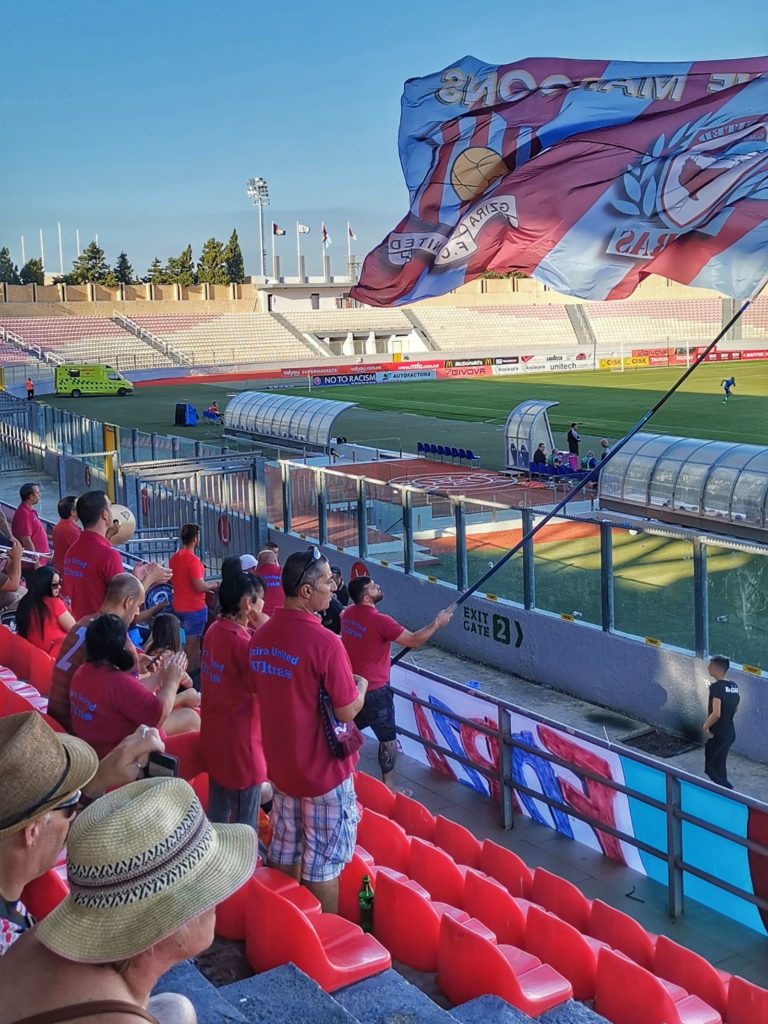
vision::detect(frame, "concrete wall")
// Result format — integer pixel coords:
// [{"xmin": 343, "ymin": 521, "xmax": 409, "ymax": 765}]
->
[{"xmin": 271, "ymin": 531, "xmax": 767, "ymax": 763}]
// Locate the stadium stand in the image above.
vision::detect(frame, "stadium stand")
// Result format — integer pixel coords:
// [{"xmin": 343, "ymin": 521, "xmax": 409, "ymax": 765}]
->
[
  {"xmin": 413, "ymin": 304, "xmax": 580, "ymax": 350},
  {"xmin": 129, "ymin": 312, "xmax": 316, "ymax": 363},
  {"xmin": 739, "ymin": 295, "xmax": 768, "ymax": 340},
  {"xmin": 583, "ymin": 299, "xmax": 723, "ymax": 346},
  {"xmin": 0, "ymin": 316, "xmax": 172, "ymax": 369},
  {"xmin": 0, "ymin": 337, "xmax": 45, "ymax": 367}
]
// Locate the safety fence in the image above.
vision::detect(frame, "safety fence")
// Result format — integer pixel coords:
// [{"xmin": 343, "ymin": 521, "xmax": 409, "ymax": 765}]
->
[{"xmin": 390, "ymin": 661, "xmax": 768, "ymax": 935}]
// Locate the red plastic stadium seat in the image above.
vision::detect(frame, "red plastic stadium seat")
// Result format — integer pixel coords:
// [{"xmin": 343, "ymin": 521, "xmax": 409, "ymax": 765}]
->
[
  {"xmin": 0, "ymin": 626, "xmax": 54, "ymax": 694},
  {"xmin": 0, "ymin": 682, "xmax": 37, "ymax": 718},
  {"xmin": 437, "ymin": 914, "xmax": 572, "ymax": 1015},
  {"xmin": 215, "ymin": 877, "xmax": 251, "ymax": 941},
  {"xmin": 726, "ymin": 975, "xmax": 768, "ymax": 1024},
  {"xmin": 589, "ymin": 898, "xmax": 656, "ymax": 969},
  {"xmin": 189, "ymin": 773, "xmax": 209, "ymax": 813},
  {"xmin": 462, "ymin": 868, "xmax": 527, "ymax": 947},
  {"xmin": 252, "ymin": 866, "xmax": 322, "ymax": 914},
  {"xmin": 357, "ymin": 807, "xmax": 411, "ymax": 874},
  {"xmin": 409, "ymin": 837, "xmax": 466, "ymax": 907},
  {"xmin": 392, "ymin": 791, "xmax": 436, "ymax": 842},
  {"xmin": 479, "ymin": 839, "xmax": 533, "ymax": 898},
  {"xmin": 20, "ymin": 868, "xmax": 69, "ymax": 920},
  {"xmin": 526, "ymin": 904, "xmax": 607, "ymax": 1001},
  {"xmin": 595, "ymin": 947, "xmax": 721, "ymax": 1024},
  {"xmin": 164, "ymin": 730, "xmax": 205, "ymax": 780},
  {"xmin": 374, "ymin": 867, "xmax": 470, "ymax": 972},
  {"xmin": 354, "ymin": 772, "xmax": 396, "ymax": 817},
  {"xmin": 653, "ymin": 934, "xmax": 729, "ymax": 1017},
  {"xmin": 434, "ymin": 814, "xmax": 482, "ymax": 869},
  {"xmin": 338, "ymin": 846, "xmax": 378, "ymax": 925},
  {"xmin": 530, "ymin": 867, "xmax": 592, "ymax": 933},
  {"xmin": 216, "ymin": 869, "xmax": 322, "ymax": 942},
  {"xmin": 244, "ymin": 880, "xmax": 391, "ymax": 992}
]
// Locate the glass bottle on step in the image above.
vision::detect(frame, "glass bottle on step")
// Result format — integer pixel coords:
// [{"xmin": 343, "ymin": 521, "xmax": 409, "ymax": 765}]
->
[{"xmin": 358, "ymin": 874, "xmax": 374, "ymax": 933}]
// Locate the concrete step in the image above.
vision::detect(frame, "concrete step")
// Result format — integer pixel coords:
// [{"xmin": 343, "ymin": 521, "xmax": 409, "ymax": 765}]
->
[
  {"xmin": 152, "ymin": 959, "xmax": 248, "ymax": 1024},
  {"xmin": 335, "ymin": 967, "xmax": 460, "ymax": 1024},
  {"xmin": 219, "ymin": 963, "xmax": 358, "ymax": 1024},
  {"xmin": 540, "ymin": 1002, "xmax": 611, "ymax": 1024},
  {"xmin": 452, "ymin": 994, "xmax": 534, "ymax": 1024}
]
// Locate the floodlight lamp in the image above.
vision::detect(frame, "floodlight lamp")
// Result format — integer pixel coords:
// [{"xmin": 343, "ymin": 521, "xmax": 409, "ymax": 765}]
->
[{"xmin": 246, "ymin": 176, "xmax": 270, "ymax": 204}]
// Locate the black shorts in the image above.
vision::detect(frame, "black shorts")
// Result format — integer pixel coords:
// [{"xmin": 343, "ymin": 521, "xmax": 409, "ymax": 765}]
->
[{"xmin": 354, "ymin": 685, "xmax": 397, "ymax": 743}]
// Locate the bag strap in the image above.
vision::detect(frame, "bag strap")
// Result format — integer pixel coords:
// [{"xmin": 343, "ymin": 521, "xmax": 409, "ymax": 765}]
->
[{"xmin": 9, "ymin": 1001, "xmax": 160, "ymax": 1024}]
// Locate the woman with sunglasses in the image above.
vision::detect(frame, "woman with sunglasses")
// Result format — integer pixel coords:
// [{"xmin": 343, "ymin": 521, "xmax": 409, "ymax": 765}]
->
[
  {"xmin": 200, "ymin": 570, "xmax": 267, "ymax": 826},
  {"xmin": 15, "ymin": 566, "xmax": 75, "ymax": 660}
]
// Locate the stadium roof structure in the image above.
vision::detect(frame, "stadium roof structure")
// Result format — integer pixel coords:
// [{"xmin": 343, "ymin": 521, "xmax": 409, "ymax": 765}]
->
[
  {"xmin": 505, "ymin": 399, "xmax": 558, "ymax": 471},
  {"xmin": 222, "ymin": 391, "xmax": 357, "ymax": 450},
  {"xmin": 599, "ymin": 432, "xmax": 768, "ymax": 540}
]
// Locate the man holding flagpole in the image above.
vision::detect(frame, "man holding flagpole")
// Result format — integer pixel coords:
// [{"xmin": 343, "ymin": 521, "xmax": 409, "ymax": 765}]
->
[
  {"xmin": 271, "ymin": 222, "xmax": 286, "ymax": 279},
  {"xmin": 296, "ymin": 222, "xmax": 310, "ymax": 281}
]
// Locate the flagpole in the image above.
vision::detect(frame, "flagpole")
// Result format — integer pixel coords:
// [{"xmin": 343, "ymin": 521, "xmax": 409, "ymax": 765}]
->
[
  {"xmin": 270, "ymin": 223, "xmax": 276, "ymax": 280},
  {"xmin": 346, "ymin": 222, "xmax": 352, "ymax": 282},
  {"xmin": 320, "ymin": 225, "xmax": 325, "ymax": 281},
  {"xmin": 296, "ymin": 221, "xmax": 301, "ymax": 282}
]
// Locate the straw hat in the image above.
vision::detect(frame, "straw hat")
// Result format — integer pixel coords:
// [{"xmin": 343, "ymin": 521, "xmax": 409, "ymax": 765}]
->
[
  {"xmin": 36, "ymin": 777, "xmax": 256, "ymax": 963},
  {"xmin": 0, "ymin": 713, "xmax": 98, "ymax": 837}
]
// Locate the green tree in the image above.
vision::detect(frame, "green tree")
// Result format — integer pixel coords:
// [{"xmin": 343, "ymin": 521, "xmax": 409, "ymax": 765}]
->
[
  {"xmin": 223, "ymin": 228, "xmax": 244, "ymax": 284},
  {"xmin": 20, "ymin": 258, "xmax": 44, "ymax": 285},
  {"xmin": 145, "ymin": 257, "xmax": 167, "ymax": 284},
  {"xmin": 70, "ymin": 240, "xmax": 111, "ymax": 283},
  {"xmin": 166, "ymin": 244, "xmax": 196, "ymax": 286},
  {"xmin": 197, "ymin": 237, "xmax": 229, "ymax": 285},
  {"xmin": 0, "ymin": 247, "xmax": 20, "ymax": 285},
  {"xmin": 113, "ymin": 251, "xmax": 135, "ymax": 285}
]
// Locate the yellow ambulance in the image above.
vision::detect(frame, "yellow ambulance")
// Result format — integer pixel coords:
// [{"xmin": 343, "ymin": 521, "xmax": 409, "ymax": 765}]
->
[{"xmin": 55, "ymin": 364, "xmax": 134, "ymax": 398}]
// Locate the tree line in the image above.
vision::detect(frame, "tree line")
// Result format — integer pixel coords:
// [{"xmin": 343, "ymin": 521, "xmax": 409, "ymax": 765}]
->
[{"xmin": 0, "ymin": 230, "xmax": 245, "ymax": 288}]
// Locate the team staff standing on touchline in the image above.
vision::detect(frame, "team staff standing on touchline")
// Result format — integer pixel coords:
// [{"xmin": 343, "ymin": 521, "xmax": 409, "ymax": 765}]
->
[{"xmin": 341, "ymin": 576, "xmax": 453, "ymax": 792}]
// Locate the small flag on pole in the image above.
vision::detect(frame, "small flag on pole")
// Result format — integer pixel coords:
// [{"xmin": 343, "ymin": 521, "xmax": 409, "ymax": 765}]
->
[
  {"xmin": 297, "ymin": 223, "xmax": 310, "ymax": 235},
  {"xmin": 322, "ymin": 223, "xmax": 332, "ymax": 247},
  {"xmin": 272, "ymin": 223, "xmax": 286, "ymax": 236},
  {"xmin": 348, "ymin": 225, "xmax": 357, "ymax": 240}
]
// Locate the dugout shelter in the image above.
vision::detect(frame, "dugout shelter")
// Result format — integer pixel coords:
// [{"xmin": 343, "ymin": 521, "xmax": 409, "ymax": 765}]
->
[{"xmin": 222, "ymin": 391, "xmax": 358, "ymax": 452}]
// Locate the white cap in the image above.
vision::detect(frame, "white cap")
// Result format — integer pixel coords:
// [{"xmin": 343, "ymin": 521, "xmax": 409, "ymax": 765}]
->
[{"xmin": 240, "ymin": 554, "xmax": 258, "ymax": 571}]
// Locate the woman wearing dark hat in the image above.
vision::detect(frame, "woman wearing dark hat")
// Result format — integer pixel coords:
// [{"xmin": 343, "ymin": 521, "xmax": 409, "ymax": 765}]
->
[{"xmin": 0, "ymin": 777, "xmax": 256, "ymax": 1024}]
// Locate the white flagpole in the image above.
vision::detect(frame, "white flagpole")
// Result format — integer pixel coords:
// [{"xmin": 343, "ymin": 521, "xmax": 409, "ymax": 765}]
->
[
  {"xmin": 271, "ymin": 224, "xmax": 276, "ymax": 280},
  {"xmin": 20, "ymin": 235, "xmax": 25, "ymax": 266},
  {"xmin": 57, "ymin": 221, "xmax": 64, "ymax": 276},
  {"xmin": 346, "ymin": 222, "xmax": 352, "ymax": 281},
  {"xmin": 296, "ymin": 221, "xmax": 301, "ymax": 281},
  {"xmin": 39, "ymin": 229, "xmax": 45, "ymax": 271},
  {"xmin": 321, "ymin": 226, "xmax": 325, "ymax": 281},
  {"xmin": 76, "ymin": 229, "xmax": 81, "ymax": 256}
]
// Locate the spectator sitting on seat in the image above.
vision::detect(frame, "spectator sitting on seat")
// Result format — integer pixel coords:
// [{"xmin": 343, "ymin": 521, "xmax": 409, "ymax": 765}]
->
[
  {"xmin": 0, "ymin": 711, "xmax": 165, "ymax": 958},
  {"xmin": 0, "ymin": 769, "xmax": 255, "ymax": 1024},
  {"xmin": 69, "ymin": 613, "xmax": 197, "ymax": 758},
  {"xmin": 15, "ymin": 566, "xmax": 75, "ymax": 660},
  {"xmin": 547, "ymin": 449, "xmax": 563, "ymax": 468},
  {"xmin": 600, "ymin": 437, "xmax": 611, "ymax": 461},
  {"xmin": 254, "ymin": 548, "xmax": 284, "ymax": 616},
  {"xmin": 207, "ymin": 401, "xmax": 222, "ymax": 422},
  {"xmin": 533, "ymin": 443, "xmax": 547, "ymax": 466},
  {"xmin": 51, "ymin": 496, "xmax": 80, "ymax": 574},
  {"xmin": 0, "ymin": 538, "xmax": 24, "ymax": 614},
  {"xmin": 582, "ymin": 451, "xmax": 597, "ymax": 470},
  {"xmin": 62, "ymin": 490, "xmax": 171, "ymax": 619},
  {"xmin": 144, "ymin": 612, "xmax": 196, "ymax": 692}
]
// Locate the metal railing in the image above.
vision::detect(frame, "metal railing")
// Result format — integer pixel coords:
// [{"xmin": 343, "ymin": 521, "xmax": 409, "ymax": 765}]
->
[
  {"xmin": 112, "ymin": 311, "xmax": 194, "ymax": 366},
  {"xmin": 390, "ymin": 662, "xmax": 768, "ymax": 925}
]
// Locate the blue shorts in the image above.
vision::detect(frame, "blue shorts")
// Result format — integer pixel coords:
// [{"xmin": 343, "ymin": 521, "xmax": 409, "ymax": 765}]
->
[
  {"xmin": 174, "ymin": 607, "xmax": 207, "ymax": 637},
  {"xmin": 268, "ymin": 776, "xmax": 359, "ymax": 883}
]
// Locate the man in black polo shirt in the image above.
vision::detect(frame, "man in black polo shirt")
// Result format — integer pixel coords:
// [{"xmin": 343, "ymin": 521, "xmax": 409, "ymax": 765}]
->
[{"xmin": 703, "ymin": 655, "xmax": 740, "ymax": 789}]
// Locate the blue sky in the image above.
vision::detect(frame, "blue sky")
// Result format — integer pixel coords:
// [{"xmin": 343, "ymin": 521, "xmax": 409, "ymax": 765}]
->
[{"xmin": 2, "ymin": 0, "xmax": 765, "ymax": 279}]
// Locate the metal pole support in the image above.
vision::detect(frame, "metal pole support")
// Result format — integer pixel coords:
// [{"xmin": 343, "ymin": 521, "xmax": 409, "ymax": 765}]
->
[
  {"xmin": 357, "ymin": 478, "xmax": 368, "ymax": 560},
  {"xmin": 522, "ymin": 507, "xmax": 536, "ymax": 610},
  {"xmin": 600, "ymin": 522, "xmax": 615, "ymax": 633},
  {"xmin": 665, "ymin": 773, "xmax": 684, "ymax": 920},
  {"xmin": 498, "ymin": 706, "xmax": 514, "ymax": 830},
  {"xmin": 281, "ymin": 463, "xmax": 292, "ymax": 534},
  {"xmin": 693, "ymin": 539, "xmax": 709, "ymax": 660},
  {"xmin": 454, "ymin": 499, "xmax": 468, "ymax": 592},
  {"xmin": 317, "ymin": 471, "xmax": 328, "ymax": 546},
  {"xmin": 402, "ymin": 489, "xmax": 414, "ymax": 575}
]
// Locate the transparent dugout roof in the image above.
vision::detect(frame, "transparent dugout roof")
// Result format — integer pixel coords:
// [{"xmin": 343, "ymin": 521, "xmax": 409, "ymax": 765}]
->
[
  {"xmin": 223, "ymin": 392, "xmax": 357, "ymax": 447},
  {"xmin": 598, "ymin": 432, "xmax": 768, "ymax": 527},
  {"xmin": 505, "ymin": 399, "xmax": 558, "ymax": 469}
]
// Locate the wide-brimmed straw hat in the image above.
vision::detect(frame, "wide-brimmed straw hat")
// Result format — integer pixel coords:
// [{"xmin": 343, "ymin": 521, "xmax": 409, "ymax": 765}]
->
[
  {"xmin": 0, "ymin": 713, "xmax": 98, "ymax": 837},
  {"xmin": 36, "ymin": 777, "xmax": 257, "ymax": 963}
]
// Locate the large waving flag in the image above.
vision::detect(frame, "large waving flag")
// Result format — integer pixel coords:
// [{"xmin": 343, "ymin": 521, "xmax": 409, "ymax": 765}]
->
[{"xmin": 351, "ymin": 56, "xmax": 768, "ymax": 306}]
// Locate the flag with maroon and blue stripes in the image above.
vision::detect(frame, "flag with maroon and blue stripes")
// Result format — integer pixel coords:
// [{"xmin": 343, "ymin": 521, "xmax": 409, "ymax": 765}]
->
[{"xmin": 351, "ymin": 55, "xmax": 768, "ymax": 306}]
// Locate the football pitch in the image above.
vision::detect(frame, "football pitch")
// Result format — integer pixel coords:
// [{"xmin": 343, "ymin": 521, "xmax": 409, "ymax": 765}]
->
[{"xmin": 41, "ymin": 359, "xmax": 768, "ymax": 473}]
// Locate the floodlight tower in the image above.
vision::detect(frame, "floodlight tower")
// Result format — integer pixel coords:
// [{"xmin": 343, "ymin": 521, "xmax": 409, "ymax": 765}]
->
[{"xmin": 246, "ymin": 176, "xmax": 270, "ymax": 279}]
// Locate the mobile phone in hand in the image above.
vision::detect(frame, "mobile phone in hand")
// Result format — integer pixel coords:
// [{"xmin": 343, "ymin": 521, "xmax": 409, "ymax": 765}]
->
[{"xmin": 144, "ymin": 751, "xmax": 180, "ymax": 778}]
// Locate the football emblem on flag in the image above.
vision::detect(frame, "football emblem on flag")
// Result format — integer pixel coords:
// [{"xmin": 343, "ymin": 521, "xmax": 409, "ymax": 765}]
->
[{"xmin": 451, "ymin": 147, "xmax": 507, "ymax": 202}]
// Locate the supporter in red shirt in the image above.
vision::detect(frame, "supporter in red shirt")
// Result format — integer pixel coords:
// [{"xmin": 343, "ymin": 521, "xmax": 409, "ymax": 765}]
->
[
  {"xmin": 201, "ymin": 570, "xmax": 267, "ymax": 825},
  {"xmin": 51, "ymin": 495, "xmax": 80, "ymax": 572},
  {"xmin": 249, "ymin": 548, "xmax": 367, "ymax": 913},
  {"xmin": 15, "ymin": 566, "xmax": 75, "ymax": 660},
  {"xmin": 63, "ymin": 490, "xmax": 172, "ymax": 621},
  {"xmin": 249, "ymin": 549, "xmax": 284, "ymax": 616},
  {"xmin": 341, "ymin": 575, "xmax": 453, "ymax": 791},
  {"xmin": 11, "ymin": 483, "xmax": 49, "ymax": 577},
  {"xmin": 169, "ymin": 524, "xmax": 218, "ymax": 673},
  {"xmin": 69, "ymin": 614, "xmax": 186, "ymax": 758}
]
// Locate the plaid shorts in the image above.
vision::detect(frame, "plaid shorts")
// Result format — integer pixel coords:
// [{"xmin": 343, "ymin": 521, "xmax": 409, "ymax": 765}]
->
[{"xmin": 268, "ymin": 776, "xmax": 360, "ymax": 883}]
